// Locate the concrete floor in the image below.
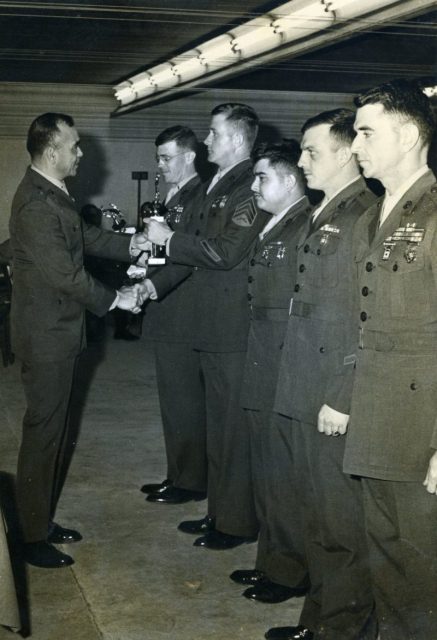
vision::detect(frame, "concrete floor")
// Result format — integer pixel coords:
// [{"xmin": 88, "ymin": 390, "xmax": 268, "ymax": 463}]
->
[{"xmin": 0, "ymin": 327, "xmax": 303, "ymax": 640}]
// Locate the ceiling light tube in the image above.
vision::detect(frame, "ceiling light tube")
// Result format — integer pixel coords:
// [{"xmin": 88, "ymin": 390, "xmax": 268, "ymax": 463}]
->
[{"xmin": 198, "ymin": 33, "xmax": 235, "ymax": 68}]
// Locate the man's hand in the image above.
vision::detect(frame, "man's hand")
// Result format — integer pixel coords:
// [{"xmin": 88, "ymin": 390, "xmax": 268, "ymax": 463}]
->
[
  {"xmin": 116, "ymin": 285, "xmax": 142, "ymax": 314},
  {"xmin": 130, "ymin": 232, "xmax": 152, "ymax": 266},
  {"xmin": 143, "ymin": 219, "xmax": 174, "ymax": 246},
  {"xmin": 423, "ymin": 450, "xmax": 437, "ymax": 494},
  {"xmin": 136, "ymin": 279, "xmax": 158, "ymax": 304},
  {"xmin": 317, "ymin": 404, "xmax": 349, "ymax": 436}
]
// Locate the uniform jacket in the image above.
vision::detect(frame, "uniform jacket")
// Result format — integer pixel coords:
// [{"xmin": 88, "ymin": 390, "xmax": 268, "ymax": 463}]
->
[
  {"xmin": 156, "ymin": 160, "xmax": 269, "ymax": 352},
  {"xmin": 9, "ymin": 167, "xmax": 131, "ymax": 362},
  {"xmin": 240, "ymin": 197, "xmax": 310, "ymax": 411},
  {"xmin": 143, "ymin": 175, "xmax": 205, "ymax": 343},
  {"xmin": 274, "ymin": 176, "xmax": 376, "ymax": 423},
  {"xmin": 344, "ymin": 169, "xmax": 437, "ymax": 481}
]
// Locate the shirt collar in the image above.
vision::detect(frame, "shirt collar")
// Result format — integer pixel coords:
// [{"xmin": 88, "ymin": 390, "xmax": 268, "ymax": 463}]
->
[
  {"xmin": 259, "ymin": 196, "xmax": 306, "ymax": 240},
  {"xmin": 31, "ymin": 165, "xmax": 69, "ymax": 194}
]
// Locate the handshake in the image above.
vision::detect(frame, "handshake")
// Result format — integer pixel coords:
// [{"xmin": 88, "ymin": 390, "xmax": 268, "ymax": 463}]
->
[{"xmin": 115, "ymin": 280, "xmax": 157, "ymax": 314}]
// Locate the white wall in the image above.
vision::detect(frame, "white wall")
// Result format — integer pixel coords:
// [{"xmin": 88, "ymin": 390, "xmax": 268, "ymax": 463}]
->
[{"xmin": 0, "ymin": 82, "xmax": 354, "ymax": 240}]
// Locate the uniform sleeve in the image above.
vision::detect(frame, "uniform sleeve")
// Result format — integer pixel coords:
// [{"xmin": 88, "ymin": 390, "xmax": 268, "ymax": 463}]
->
[
  {"xmin": 169, "ymin": 191, "xmax": 269, "ymax": 270},
  {"xmin": 14, "ymin": 201, "xmax": 115, "ymax": 316},
  {"xmin": 82, "ymin": 222, "xmax": 131, "ymax": 262},
  {"xmin": 148, "ymin": 263, "xmax": 193, "ymax": 300}
]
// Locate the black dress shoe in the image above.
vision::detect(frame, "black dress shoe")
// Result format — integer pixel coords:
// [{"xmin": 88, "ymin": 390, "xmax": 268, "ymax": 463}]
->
[
  {"xmin": 193, "ymin": 530, "xmax": 257, "ymax": 550},
  {"xmin": 146, "ymin": 486, "xmax": 206, "ymax": 504},
  {"xmin": 48, "ymin": 522, "xmax": 82, "ymax": 544},
  {"xmin": 24, "ymin": 541, "xmax": 74, "ymax": 568},
  {"xmin": 244, "ymin": 579, "xmax": 309, "ymax": 603},
  {"xmin": 140, "ymin": 478, "xmax": 172, "ymax": 494},
  {"xmin": 230, "ymin": 568, "xmax": 265, "ymax": 585},
  {"xmin": 265, "ymin": 625, "xmax": 314, "ymax": 640},
  {"xmin": 178, "ymin": 515, "xmax": 215, "ymax": 535}
]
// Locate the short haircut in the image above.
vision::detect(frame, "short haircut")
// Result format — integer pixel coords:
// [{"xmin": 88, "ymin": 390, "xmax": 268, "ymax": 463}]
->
[
  {"xmin": 155, "ymin": 125, "xmax": 198, "ymax": 152},
  {"xmin": 27, "ymin": 112, "xmax": 75, "ymax": 158},
  {"xmin": 211, "ymin": 103, "xmax": 259, "ymax": 146},
  {"xmin": 252, "ymin": 139, "xmax": 302, "ymax": 177},
  {"xmin": 354, "ymin": 79, "xmax": 435, "ymax": 147},
  {"xmin": 301, "ymin": 108, "xmax": 356, "ymax": 146}
]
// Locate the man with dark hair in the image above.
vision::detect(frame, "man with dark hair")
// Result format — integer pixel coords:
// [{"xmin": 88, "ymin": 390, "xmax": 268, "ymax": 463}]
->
[
  {"xmin": 9, "ymin": 112, "xmax": 146, "ymax": 568},
  {"xmin": 140, "ymin": 125, "xmax": 208, "ymax": 504},
  {"xmin": 344, "ymin": 79, "xmax": 437, "ymax": 639},
  {"xmin": 143, "ymin": 103, "xmax": 269, "ymax": 549},
  {"xmin": 230, "ymin": 141, "xmax": 310, "ymax": 603},
  {"xmin": 266, "ymin": 109, "xmax": 377, "ymax": 640}
]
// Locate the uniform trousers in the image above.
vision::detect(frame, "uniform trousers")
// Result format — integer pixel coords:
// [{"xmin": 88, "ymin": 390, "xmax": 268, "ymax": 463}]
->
[
  {"xmin": 16, "ymin": 357, "xmax": 77, "ymax": 543},
  {"xmin": 199, "ymin": 350, "xmax": 258, "ymax": 538},
  {"xmin": 247, "ymin": 409, "xmax": 308, "ymax": 587},
  {"xmin": 361, "ymin": 477, "xmax": 437, "ymax": 640},
  {"xmin": 290, "ymin": 419, "xmax": 376, "ymax": 640},
  {"xmin": 154, "ymin": 342, "xmax": 207, "ymax": 492}
]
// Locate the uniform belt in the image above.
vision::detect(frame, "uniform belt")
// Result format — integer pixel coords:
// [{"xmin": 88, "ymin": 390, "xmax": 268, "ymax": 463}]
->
[
  {"xmin": 250, "ymin": 307, "xmax": 289, "ymax": 321},
  {"xmin": 290, "ymin": 301, "xmax": 316, "ymax": 318},
  {"xmin": 359, "ymin": 329, "xmax": 437, "ymax": 352}
]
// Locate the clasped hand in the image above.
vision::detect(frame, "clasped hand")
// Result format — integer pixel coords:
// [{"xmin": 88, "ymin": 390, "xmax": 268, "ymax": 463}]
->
[
  {"xmin": 142, "ymin": 219, "xmax": 173, "ymax": 246},
  {"xmin": 116, "ymin": 284, "xmax": 144, "ymax": 314}
]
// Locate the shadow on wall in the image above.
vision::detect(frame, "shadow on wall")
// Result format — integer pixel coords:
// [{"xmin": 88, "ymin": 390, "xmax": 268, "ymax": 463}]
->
[{"xmin": 71, "ymin": 135, "xmax": 110, "ymax": 208}]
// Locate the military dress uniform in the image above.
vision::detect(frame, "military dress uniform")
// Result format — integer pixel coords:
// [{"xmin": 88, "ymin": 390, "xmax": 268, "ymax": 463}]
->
[
  {"xmin": 344, "ymin": 168, "xmax": 437, "ymax": 640},
  {"xmin": 143, "ymin": 175, "xmax": 208, "ymax": 492},
  {"xmin": 166, "ymin": 159, "xmax": 269, "ymax": 537},
  {"xmin": 240, "ymin": 196, "xmax": 310, "ymax": 587},
  {"xmin": 274, "ymin": 177, "xmax": 377, "ymax": 640},
  {"xmin": 10, "ymin": 167, "xmax": 131, "ymax": 542}
]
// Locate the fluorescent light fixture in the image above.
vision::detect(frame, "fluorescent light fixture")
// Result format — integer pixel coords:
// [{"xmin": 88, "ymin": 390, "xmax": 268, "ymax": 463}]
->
[{"xmin": 113, "ymin": 0, "xmax": 419, "ymax": 111}]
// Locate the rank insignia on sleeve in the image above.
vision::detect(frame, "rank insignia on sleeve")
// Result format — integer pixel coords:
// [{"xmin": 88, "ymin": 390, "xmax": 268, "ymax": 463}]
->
[{"xmin": 232, "ymin": 197, "xmax": 258, "ymax": 227}]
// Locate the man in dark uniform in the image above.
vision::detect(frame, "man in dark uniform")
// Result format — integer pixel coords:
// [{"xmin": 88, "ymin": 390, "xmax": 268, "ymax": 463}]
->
[
  {"xmin": 140, "ymin": 125, "xmax": 208, "ymax": 504},
  {"xmin": 344, "ymin": 80, "xmax": 437, "ymax": 640},
  {"xmin": 230, "ymin": 141, "xmax": 310, "ymax": 603},
  {"xmin": 144, "ymin": 103, "xmax": 269, "ymax": 549},
  {"xmin": 9, "ymin": 112, "xmax": 145, "ymax": 568},
  {"xmin": 266, "ymin": 110, "xmax": 377, "ymax": 640}
]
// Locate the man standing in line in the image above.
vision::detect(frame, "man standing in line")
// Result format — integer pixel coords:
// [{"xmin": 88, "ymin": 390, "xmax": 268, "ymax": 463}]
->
[
  {"xmin": 344, "ymin": 79, "xmax": 437, "ymax": 640},
  {"xmin": 10, "ymin": 112, "xmax": 145, "ymax": 568},
  {"xmin": 230, "ymin": 141, "xmax": 310, "ymax": 603},
  {"xmin": 144, "ymin": 103, "xmax": 269, "ymax": 549},
  {"xmin": 266, "ymin": 109, "xmax": 377, "ymax": 640},
  {"xmin": 140, "ymin": 125, "xmax": 208, "ymax": 504}
]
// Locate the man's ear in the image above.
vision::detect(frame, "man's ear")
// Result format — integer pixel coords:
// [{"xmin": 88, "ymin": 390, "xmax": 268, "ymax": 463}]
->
[
  {"xmin": 400, "ymin": 121, "xmax": 420, "ymax": 154},
  {"xmin": 184, "ymin": 150, "xmax": 196, "ymax": 165},
  {"xmin": 44, "ymin": 145, "xmax": 57, "ymax": 167},
  {"xmin": 337, "ymin": 145, "xmax": 353, "ymax": 168},
  {"xmin": 285, "ymin": 173, "xmax": 297, "ymax": 192}
]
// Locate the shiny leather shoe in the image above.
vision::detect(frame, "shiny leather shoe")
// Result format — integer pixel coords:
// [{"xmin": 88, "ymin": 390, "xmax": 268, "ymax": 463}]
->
[
  {"xmin": 230, "ymin": 568, "xmax": 265, "ymax": 585},
  {"xmin": 24, "ymin": 541, "xmax": 74, "ymax": 568},
  {"xmin": 244, "ymin": 579, "xmax": 308, "ymax": 603},
  {"xmin": 193, "ymin": 530, "xmax": 257, "ymax": 550},
  {"xmin": 140, "ymin": 478, "xmax": 172, "ymax": 494},
  {"xmin": 146, "ymin": 486, "xmax": 206, "ymax": 504},
  {"xmin": 48, "ymin": 522, "xmax": 82, "ymax": 544},
  {"xmin": 178, "ymin": 515, "xmax": 215, "ymax": 535},
  {"xmin": 265, "ymin": 625, "xmax": 314, "ymax": 640}
]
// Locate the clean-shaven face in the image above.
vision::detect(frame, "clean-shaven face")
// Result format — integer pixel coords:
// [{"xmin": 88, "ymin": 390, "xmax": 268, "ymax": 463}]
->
[
  {"xmin": 351, "ymin": 103, "xmax": 404, "ymax": 182},
  {"xmin": 251, "ymin": 158, "xmax": 292, "ymax": 214},
  {"xmin": 204, "ymin": 113, "xmax": 236, "ymax": 169},
  {"xmin": 298, "ymin": 123, "xmax": 342, "ymax": 193},
  {"xmin": 52, "ymin": 122, "xmax": 83, "ymax": 179},
  {"xmin": 156, "ymin": 139, "xmax": 190, "ymax": 185}
]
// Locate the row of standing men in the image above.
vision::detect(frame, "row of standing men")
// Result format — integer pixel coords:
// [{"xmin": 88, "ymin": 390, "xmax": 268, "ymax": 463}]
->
[{"xmin": 138, "ymin": 80, "xmax": 437, "ymax": 640}]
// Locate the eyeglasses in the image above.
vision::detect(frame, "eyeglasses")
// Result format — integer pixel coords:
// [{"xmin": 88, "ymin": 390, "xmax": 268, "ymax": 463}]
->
[{"xmin": 155, "ymin": 152, "xmax": 186, "ymax": 164}]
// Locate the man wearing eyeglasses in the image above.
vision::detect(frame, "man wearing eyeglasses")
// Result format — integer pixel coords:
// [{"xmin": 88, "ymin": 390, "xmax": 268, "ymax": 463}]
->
[
  {"xmin": 140, "ymin": 126, "xmax": 208, "ymax": 505},
  {"xmin": 142, "ymin": 103, "xmax": 269, "ymax": 550}
]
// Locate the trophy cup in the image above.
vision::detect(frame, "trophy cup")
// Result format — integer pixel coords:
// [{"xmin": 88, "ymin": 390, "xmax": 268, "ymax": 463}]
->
[{"xmin": 140, "ymin": 173, "xmax": 167, "ymax": 265}]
